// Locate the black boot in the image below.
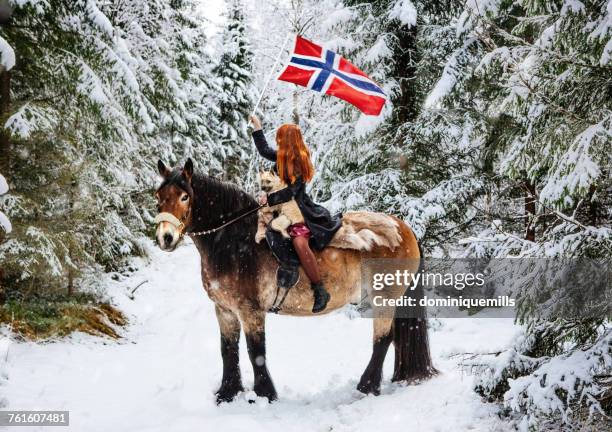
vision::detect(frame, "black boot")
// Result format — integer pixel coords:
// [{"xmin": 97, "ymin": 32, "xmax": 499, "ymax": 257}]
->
[{"xmin": 311, "ymin": 282, "xmax": 330, "ymax": 313}]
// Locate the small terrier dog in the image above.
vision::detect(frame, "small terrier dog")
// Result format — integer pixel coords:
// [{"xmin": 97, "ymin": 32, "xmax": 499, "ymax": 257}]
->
[{"xmin": 255, "ymin": 171, "xmax": 304, "ymax": 243}]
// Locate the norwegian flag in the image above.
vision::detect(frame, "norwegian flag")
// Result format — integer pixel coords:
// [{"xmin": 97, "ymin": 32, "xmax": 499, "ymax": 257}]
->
[{"xmin": 277, "ymin": 36, "xmax": 387, "ymax": 116}]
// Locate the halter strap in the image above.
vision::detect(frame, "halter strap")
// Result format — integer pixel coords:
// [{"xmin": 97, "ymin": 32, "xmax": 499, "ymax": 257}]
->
[
  {"xmin": 154, "ymin": 205, "xmax": 264, "ymax": 238},
  {"xmin": 154, "ymin": 212, "xmax": 185, "ymax": 232}
]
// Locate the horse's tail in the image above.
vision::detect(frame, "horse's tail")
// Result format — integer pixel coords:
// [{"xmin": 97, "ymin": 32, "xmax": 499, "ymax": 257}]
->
[{"xmin": 392, "ymin": 240, "xmax": 437, "ymax": 382}]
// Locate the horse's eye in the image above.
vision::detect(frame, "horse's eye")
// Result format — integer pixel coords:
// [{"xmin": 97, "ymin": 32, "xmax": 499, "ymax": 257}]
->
[{"xmin": 181, "ymin": 194, "xmax": 189, "ymax": 202}]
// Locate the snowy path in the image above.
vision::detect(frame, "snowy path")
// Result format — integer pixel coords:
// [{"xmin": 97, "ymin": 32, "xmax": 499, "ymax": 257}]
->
[{"xmin": 2, "ymin": 242, "xmax": 520, "ymax": 432}]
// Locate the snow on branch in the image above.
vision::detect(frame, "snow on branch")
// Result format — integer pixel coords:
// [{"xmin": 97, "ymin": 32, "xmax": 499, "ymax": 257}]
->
[
  {"xmin": 589, "ymin": 0, "xmax": 612, "ymax": 64},
  {"xmin": 76, "ymin": 60, "xmax": 109, "ymax": 104},
  {"xmin": 85, "ymin": 0, "xmax": 114, "ymax": 38},
  {"xmin": 504, "ymin": 329, "xmax": 612, "ymax": 426},
  {"xmin": 424, "ymin": 38, "xmax": 477, "ymax": 108},
  {"xmin": 456, "ymin": 0, "xmax": 502, "ymax": 35},
  {"xmin": 9, "ymin": 0, "xmax": 48, "ymax": 13},
  {"xmin": 467, "ymin": 326, "xmax": 612, "ymax": 428},
  {"xmin": 388, "ymin": 0, "xmax": 417, "ymax": 27},
  {"xmin": 0, "ymin": 35, "xmax": 15, "ymax": 70},
  {"xmin": 0, "ymin": 174, "xmax": 7, "ymax": 196},
  {"xmin": 0, "ymin": 173, "xmax": 10, "ymax": 234},
  {"xmin": 4, "ymin": 104, "xmax": 59, "ymax": 139},
  {"xmin": 539, "ymin": 117, "xmax": 607, "ymax": 208},
  {"xmin": 0, "ymin": 212, "xmax": 10, "ymax": 234}
]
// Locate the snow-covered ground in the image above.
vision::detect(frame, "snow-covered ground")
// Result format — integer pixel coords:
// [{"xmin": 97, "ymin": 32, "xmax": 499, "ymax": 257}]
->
[{"xmin": 1, "ymin": 241, "xmax": 521, "ymax": 432}]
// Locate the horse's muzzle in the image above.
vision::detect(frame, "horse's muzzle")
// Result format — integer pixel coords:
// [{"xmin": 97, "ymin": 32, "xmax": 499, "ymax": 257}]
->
[
  {"xmin": 155, "ymin": 212, "xmax": 185, "ymax": 251},
  {"xmin": 156, "ymin": 221, "xmax": 181, "ymax": 251}
]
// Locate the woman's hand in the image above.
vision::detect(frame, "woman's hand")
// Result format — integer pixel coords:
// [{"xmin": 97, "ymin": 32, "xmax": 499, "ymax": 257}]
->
[
  {"xmin": 249, "ymin": 115, "xmax": 262, "ymax": 131},
  {"xmin": 258, "ymin": 193, "xmax": 268, "ymax": 205}
]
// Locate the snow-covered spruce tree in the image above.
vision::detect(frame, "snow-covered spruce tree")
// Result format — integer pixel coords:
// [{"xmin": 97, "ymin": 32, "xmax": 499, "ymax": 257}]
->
[
  {"xmin": 0, "ymin": 0, "xmax": 125, "ymax": 299},
  {"xmin": 0, "ymin": 1, "xmax": 218, "ymax": 312},
  {"xmin": 0, "ymin": 3, "xmax": 14, "ymax": 303},
  {"xmin": 212, "ymin": 0, "xmax": 254, "ymax": 182},
  {"xmin": 423, "ymin": 0, "xmax": 612, "ymax": 427},
  {"xmin": 144, "ymin": 0, "xmax": 221, "ymax": 172}
]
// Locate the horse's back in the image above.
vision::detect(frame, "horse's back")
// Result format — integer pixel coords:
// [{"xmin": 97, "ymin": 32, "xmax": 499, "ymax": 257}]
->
[
  {"xmin": 362, "ymin": 215, "xmax": 420, "ymax": 260},
  {"xmin": 270, "ymin": 214, "xmax": 420, "ymax": 316},
  {"xmin": 329, "ymin": 211, "xmax": 418, "ymax": 257}
]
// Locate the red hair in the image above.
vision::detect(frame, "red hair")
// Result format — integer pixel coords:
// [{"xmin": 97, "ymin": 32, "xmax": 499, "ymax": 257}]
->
[{"xmin": 276, "ymin": 124, "xmax": 314, "ymax": 184}]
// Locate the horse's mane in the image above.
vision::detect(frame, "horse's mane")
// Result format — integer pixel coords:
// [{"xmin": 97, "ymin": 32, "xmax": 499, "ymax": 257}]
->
[
  {"xmin": 189, "ymin": 172, "xmax": 260, "ymax": 282},
  {"xmin": 191, "ymin": 173, "xmax": 258, "ymax": 221}
]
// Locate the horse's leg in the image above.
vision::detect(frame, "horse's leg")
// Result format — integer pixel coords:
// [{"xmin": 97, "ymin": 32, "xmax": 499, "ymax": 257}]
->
[
  {"xmin": 239, "ymin": 309, "xmax": 278, "ymax": 401},
  {"xmin": 215, "ymin": 305, "xmax": 244, "ymax": 403},
  {"xmin": 357, "ymin": 317, "xmax": 393, "ymax": 395}
]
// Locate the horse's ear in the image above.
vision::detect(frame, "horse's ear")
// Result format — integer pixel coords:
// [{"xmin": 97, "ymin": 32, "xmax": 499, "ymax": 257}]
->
[
  {"xmin": 158, "ymin": 159, "xmax": 170, "ymax": 178},
  {"xmin": 183, "ymin": 158, "xmax": 194, "ymax": 182}
]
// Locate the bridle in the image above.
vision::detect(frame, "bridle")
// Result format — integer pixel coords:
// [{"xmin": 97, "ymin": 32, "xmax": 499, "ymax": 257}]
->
[
  {"xmin": 154, "ymin": 204, "xmax": 265, "ymax": 238},
  {"xmin": 154, "ymin": 212, "xmax": 186, "ymax": 235}
]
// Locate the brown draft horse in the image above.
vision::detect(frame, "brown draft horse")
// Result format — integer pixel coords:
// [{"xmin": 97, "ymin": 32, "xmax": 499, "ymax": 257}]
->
[{"xmin": 154, "ymin": 158, "xmax": 436, "ymax": 403}]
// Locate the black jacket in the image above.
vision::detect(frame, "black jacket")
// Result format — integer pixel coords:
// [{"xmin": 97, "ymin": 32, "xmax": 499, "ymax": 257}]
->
[{"xmin": 253, "ymin": 129, "xmax": 342, "ymax": 250}]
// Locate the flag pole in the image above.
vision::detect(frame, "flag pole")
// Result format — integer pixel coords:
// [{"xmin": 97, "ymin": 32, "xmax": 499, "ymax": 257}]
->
[{"xmin": 249, "ymin": 32, "xmax": 293, "ymax": 121}]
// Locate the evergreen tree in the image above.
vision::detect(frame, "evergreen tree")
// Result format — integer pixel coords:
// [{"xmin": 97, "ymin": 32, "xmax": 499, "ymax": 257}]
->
[
  {"xmin": 212, "ymin": 0, "xmax": 254, "ymax": 182},
  {"xmin": 423, "ymin": 0, "xmax": 612, "ymax": 427},
  {"xmin": 0, "ymin": 0, "xmax": 219, "ymax": 300}
]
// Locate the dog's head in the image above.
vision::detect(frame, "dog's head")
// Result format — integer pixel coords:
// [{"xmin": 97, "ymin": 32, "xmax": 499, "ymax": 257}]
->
[{"xmin": 258, "ymin": 171, "xmax": 284, "ymax": 193}]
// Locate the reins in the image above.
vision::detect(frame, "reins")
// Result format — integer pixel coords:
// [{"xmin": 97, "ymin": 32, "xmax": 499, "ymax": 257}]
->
[
  {"xmin": 186, "ymin": 204, "xmax": 265, "ymax": 237},
  {"xmin": 155, "ymin": 204, "xmax": 264, "ymax": 238}
]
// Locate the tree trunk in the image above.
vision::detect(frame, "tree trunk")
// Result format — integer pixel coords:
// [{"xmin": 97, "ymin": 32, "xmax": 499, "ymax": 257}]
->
[
  {"xmin": 392, "ymin": 24, "xmax": 419, "ymax": 125},
  {"xmin": 67, "ymin": 268, "xmax": 74, "ymax": 296},
  {"xmin": 0, "ymin": 66, "xmax": 10, "ymax": 174},
  {"xmin": 0, "ymin": 66, "xmax": 10, "ymax": 303},
  {"xmin": 0, "ymin": 260, "xmax": 5, "ymax": 304},
  {"xmin": 587, "ymin": 184, "xmax": 599, "ymax": 226},
  {"xmin": 524, "ymin": 180, "xmax": 536, "ymax": 242},
  {"xmin": 292, "ymin": 91, "xmax": 299, "ymax": 124}
]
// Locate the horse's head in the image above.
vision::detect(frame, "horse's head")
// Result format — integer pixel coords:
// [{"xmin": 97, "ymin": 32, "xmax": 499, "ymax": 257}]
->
[{"xmin": 154, "ymin": 158, "xmax": 194, "ymax": 251}]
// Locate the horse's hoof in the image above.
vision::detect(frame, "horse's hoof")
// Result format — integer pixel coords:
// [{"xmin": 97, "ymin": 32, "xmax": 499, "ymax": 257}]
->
[
  {"xmin": 254, "ymin": 383, "xmax": 278, "ymax": 402},
  {"xmin": 215, "ymin": 385, "xmax": 244, "ymax": 404},
  {"xmin": 356, "ymin": 380, "xmax": 381, "ymax": 396},
  {"xmin": 216, "ymin": 392, "xmax": 238, "ymax": 404},
  {"xmin": 246, "ymin": 391, "xmax": 277, "ymax": 404}
]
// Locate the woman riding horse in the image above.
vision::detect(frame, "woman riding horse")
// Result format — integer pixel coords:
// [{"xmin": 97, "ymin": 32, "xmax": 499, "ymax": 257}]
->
[
  {"xmin": 154, "ymin": 149, "xmax": 435, "ymax": 403},
  {"xmin": 250, "ymin": 114, "xmax": 341, "ymax": 313}
]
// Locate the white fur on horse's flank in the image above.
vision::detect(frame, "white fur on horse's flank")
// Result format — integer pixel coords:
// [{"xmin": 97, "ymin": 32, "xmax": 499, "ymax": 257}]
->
[{"xmin": 329, "ymin": 211, "xmax": 402, "ymax": 251}]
